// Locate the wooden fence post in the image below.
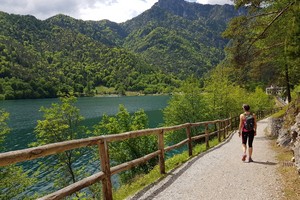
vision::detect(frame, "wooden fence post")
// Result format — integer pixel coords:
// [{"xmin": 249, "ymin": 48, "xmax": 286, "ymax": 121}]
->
[
  {"xmin": 186, "ymin": 125, "xmax": 192, "ymax": 156},
  {"xmin": 217, "ymin": 121, "xmax": 221, "ymax": 142},
  {"xmin": 205, "ymin": 124, "xmax": 209, "ymax": 149},
  {"xmin": 220, "ymin": 120, "xmax": 225, "ymax": 139},
  {"xmin": 234, "ymin": 116, "xmax": 238, "ymax": 129},
  {"xmin": 224, "ymin": 120, "xmax": 227, "ymax": 138},
  {"xmin": 158, "ymin": 130, "xmax": 165, "ymax": 174},
  {"xmin": 224, "ymin": 119, "xmax": 228, "ymax": 138},
  {"xmin": 229, "ymin": 114, "xmax": 232, "ymax": 131},
  {"xmin": 98, "ymin": 139, "xmax": 113, "ymax": 200}
]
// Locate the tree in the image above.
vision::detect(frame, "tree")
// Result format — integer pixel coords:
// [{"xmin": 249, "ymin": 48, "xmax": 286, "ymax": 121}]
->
[
  {"xmin": 203, "ymin": 65, "xmax": 248, "ymax": 119},
  {"xmin": 163, "ymin": 77, "xmax": 209, "ymax": 143},
  {"xmin": 248, "ymin": 87, "xmax": 275, "ymax": 112},
  {"xmin": 0, "ymin": 110, "xmax": 35, "ymax": 200},
  {"xmin": 93, "ymin": 104, "xmax": 157, "ymax": 183},
  {"xmin": 223, "ymin": 0, "xmax": 300, "ymax": 101},
  {"xmin": 32, "ymin": 96, "xmax": 88, "ymax": 191}
]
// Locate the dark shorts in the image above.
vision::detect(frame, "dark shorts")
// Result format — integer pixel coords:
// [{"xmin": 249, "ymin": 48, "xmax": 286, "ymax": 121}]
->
[{"xmin": 242, "ymin": 130, "xmax": 255, "ymax": 147}]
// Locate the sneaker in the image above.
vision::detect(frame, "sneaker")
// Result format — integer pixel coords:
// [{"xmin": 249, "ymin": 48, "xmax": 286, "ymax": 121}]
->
[
  {"xmin": 242, "ymin": 154, "xmax": 247, "ymax": 161},
  {"xmin": 248, "ymin": 157, "xmax": 254, "ymax": 162}
]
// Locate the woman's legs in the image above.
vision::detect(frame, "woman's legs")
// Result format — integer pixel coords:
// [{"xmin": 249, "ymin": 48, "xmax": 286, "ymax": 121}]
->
[
  {"xmin": 242, "ymin": 132, "xmax": 248, "ymax": 161},
  {"xmin": 248, "ymin": 131, "xmax": 255, "ymax": 161}
]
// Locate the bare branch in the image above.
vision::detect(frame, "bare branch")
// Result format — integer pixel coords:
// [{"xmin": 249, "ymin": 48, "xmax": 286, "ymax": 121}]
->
[
  {"xmin": 247, "ymin": 11, "xmax": 280, "ymax": 20},
  {"xmin": 247, "ymin": 1, "xmax": 295, "ymax": 53},
  {"xmin": 251, "ymin": 42, "xmax": 284, "ymax": 57}
]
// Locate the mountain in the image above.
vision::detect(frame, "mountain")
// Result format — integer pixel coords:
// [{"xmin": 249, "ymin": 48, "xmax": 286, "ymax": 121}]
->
[
  {"xmin": 121, "ymin": 0, "xmax": 245, "ymax": 77},
  {"xmin": 0, "ymin": 0, "xmax": 246, "ymax": 100}
]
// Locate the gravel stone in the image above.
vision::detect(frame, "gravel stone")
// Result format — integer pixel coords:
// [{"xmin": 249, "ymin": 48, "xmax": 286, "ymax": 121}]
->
[{"xmin": 128, "ymin": 118, "xmax": 283, "ymax": 200}]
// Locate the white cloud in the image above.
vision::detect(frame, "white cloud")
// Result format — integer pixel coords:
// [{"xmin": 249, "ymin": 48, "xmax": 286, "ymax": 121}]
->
[
  {"xmin": 0, "ymin": 0, "xmax": 233, "ymax": 22},
  {"xmin": 196, "ymin": 0, "xmax": 233, "ymax": 4},
  {"xmin": 79, "ymin": 0, "xmax": 157, "ymax": 22}
]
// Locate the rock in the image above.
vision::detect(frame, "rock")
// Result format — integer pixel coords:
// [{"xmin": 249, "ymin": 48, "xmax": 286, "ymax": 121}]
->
[
  {"xmin": 277, "ymin": 128, "xmax": 292, "ymax": 147},
  {"xmin": 291, "ymin": 157, "xmax": 295, "ymax": 162},
  {"xmin": 268, "ymin": 117, "xmax": 283, "ymax": 138},
  {"xmin": 271, "ymin": 97, "xmax": 300, "ymax": 174},
  {"xmin": 291, "ymin": 113, "xmax": 300, "ymax": 174}
]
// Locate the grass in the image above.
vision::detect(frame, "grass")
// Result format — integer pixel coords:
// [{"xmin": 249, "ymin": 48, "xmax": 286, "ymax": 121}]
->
[
  {"xmin": 113, "ymin": 137, "xmax": 222, "ymax": 200},
  {"xmin": 270, "ymin": 140, "xmax": 300, "ymax": 200},
  {"xmin": 272, "ymin": 108, "xmax": 287, "ymax": 119},
  {"xmin": 124, "ymin": 91, "xmax": 143, "ymax": 96},
  {"xmin": 95, "ymin": 86, "xmax": 116, "ymax": 95}
]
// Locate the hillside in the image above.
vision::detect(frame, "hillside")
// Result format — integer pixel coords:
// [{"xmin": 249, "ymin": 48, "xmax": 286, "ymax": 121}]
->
[
  {"xmin": 0, "ymin": 0, "xmax": 245, "ymax": 99},
  {"xmin": 122, "ymin": 0, "xmax": 246, "ymax": 77}
]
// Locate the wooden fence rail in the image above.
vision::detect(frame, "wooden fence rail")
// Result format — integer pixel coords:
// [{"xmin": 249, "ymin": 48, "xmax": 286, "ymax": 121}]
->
[{"xmin": 0, "ymin": 108, "xmax": 281, "ymax": 200}]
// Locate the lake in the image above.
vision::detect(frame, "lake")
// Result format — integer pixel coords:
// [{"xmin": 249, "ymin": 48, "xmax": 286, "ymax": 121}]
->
[{"xmin": 0, "ymin": 95, "xmax": 170, "ymax": 152}]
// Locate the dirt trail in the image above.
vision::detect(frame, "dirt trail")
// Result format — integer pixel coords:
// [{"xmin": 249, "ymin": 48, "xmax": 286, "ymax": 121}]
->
[{"xmin": 128, "ymin": 118, "xmax": 283, "ymax": 200}]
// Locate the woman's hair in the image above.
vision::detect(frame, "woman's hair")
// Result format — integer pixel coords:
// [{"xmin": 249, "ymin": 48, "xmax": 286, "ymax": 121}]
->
[{"xmin": 243, "ymin": 104, "xmax": 250, "ymax": 111}]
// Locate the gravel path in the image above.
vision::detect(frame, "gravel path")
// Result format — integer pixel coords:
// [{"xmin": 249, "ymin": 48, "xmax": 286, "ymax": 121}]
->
[{"xmin": 128, "ymin": 118, "xmax": 283, "ymax": 200}]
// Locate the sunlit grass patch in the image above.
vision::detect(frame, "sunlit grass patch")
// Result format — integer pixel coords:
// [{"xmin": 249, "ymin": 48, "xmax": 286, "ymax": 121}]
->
[{"xmin": 95, "ymin": 86, "xmax": 116, "ymax": 95}]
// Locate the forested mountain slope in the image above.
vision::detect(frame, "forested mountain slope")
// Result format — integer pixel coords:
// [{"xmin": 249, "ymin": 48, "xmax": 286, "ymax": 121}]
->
[
  {"xmin": 122, "ymin": 0, "xmax": 246, "ymax": 77},
  {"xmin": 0, "ymin": 0, "xmax": 245, "ymax": 99}
]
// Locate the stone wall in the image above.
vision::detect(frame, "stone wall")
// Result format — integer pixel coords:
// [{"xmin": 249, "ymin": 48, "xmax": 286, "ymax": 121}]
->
[
  {"xmin": 271, "ymin": 97, "xmax": 300, "ymax": 174},
  {"xmin": 291, "ymin": 113, "xmax": 300, "ymax": 173}
]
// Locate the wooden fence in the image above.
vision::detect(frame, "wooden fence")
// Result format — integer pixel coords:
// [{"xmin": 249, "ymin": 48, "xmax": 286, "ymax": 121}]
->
[{"xmin": 0, "ymin": 108, "xmax": 281, "ymax": 200}]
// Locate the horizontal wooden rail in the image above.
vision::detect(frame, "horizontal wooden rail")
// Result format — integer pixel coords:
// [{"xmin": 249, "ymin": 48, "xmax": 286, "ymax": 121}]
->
[
  {"xmin": 192, "ymin": 134, "xmax": 206, "ymax": 141},
  {"xmin": 190, "ymin": 120, "xmax": 220, "ymax": 127},
  {"xmin": 165, "ymin": 139, "xmax": 189, "ymax": 152},
  {"xmin": 0, "ymin": 137, "xmax": 105, "ymax": 167},
  {"xmin": 1, "ymin": 107, "xmax": 281, "ymax": 199},
  {"xmin": 105, "ymin": 128, "xmax": 163, "ymax": 142},
  {"xmin": 37, "ymin": 172, "xmax": 105, "ymax": 200},
  {"xmin": 162, "ymin": 123, "xmax": 190, "ymax": 132},
  {"xmin": 110, "ymin": 150, "xmax": 161, "ymax": 175},
  {"xmin": 208, "ymin": 130, "xmax": 219, "ymax": 137}
]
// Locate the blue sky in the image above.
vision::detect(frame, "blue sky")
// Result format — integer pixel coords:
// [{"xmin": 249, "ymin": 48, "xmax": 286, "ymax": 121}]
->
[{"xmin": 0, "ymin": 0, "xmax": 233, "ymax": 23}]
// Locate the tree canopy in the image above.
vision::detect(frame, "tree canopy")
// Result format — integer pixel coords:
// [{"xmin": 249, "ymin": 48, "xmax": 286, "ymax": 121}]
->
[{"xmin": 223, "ymin": 0, "xmax": 300, "ymax": 101}]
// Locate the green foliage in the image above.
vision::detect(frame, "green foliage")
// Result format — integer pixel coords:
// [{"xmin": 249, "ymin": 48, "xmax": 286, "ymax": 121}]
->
[
  {"xmin": 122, "ymin": 2, "xmax": 243, "ymax": 78},
  {"xmin": 0, "ymin": 2, "xmax": 245, "ymax": 100},
  {"xmin": 163, "ymin": 77, "xmax": 209, "ymax": 143},
  {"xmin": 0, "ymin": 110, "xmax": 35, "ymax": 199},
  {"xmin": 247, "ymin": 87, "xmax": 275, "ymax": 112},
  {"xmin": 0, "ymin": 11, "xmax": 179, "ymax": 99},
  {"xmin": 33, "ymin": 96, "xmax": 86, "ymax": 145},
  {"xmin": 203, "ymin": 65, "xmax": 245, "ymax": 118},
  {"xmin": 93, "ymin": 105, "xmax": 157, "ymax": 183},
  {"xmin": 291, "ymin": 84, "xmax": 300, "ymax": 99},
  {"xmin": 272, "ymin": 107, "xmax": 287, "ymax": 119},
  {"xmin": 0, "ymin": 165, "xmax": 35, "ymax": 200},
  {"xmin": 203, "ymin": 64, "xmax": 275, "ymax": 118},
  {"xmin": 32, "ymin": 95, "xmax": 88, "ymax": 189},
  {"xmin": 0, "ymin": 110, "xmax": 9, "ymax": 149},
  {"xmin": 164, "ymin": 77, "xmax": 209, "ymax": 125},
  {"xmin": 223, "ymin": 0, "xmax": 300, "ymax": 100}
]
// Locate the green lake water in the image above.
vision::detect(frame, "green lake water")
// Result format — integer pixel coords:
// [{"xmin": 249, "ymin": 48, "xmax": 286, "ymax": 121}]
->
[{"xmin": 0, "ymin": 95, "xmax": 170, "ymax": 151}]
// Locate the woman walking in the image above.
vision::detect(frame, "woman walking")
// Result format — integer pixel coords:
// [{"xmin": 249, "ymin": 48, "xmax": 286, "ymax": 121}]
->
[{"xmin": 238, "ymin": 104, "xmax": 257, "ymax": 162}]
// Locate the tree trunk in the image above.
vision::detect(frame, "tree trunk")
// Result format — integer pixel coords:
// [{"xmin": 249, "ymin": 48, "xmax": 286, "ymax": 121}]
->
[{"xmin": 285, "ymin": 63, "xmax": 291, "ymax": 103}]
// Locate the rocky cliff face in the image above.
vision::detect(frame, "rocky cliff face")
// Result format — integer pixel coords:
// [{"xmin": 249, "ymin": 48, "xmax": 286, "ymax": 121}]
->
[
  {"xmin": 292, "ymin": 113, "xmax": 300, "ymax": 173},
  {"xmin": 271, "ymin": 97, "xmax": 300, "ymax": 173},
  {"xmin": 154, "ymin": 0, "xmax": 245, "ymax": 22}
]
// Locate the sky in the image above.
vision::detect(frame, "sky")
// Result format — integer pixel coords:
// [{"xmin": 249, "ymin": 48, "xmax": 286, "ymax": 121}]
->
[{"xmin": 0, "ymin": 0, "xmax": 233, "ymax": 23}]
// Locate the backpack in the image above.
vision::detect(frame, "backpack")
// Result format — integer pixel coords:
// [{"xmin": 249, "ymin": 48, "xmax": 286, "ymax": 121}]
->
[{"xmin": 244, "ymin": 113, "xmax": 254, "ymax": 131}]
